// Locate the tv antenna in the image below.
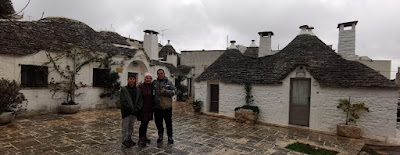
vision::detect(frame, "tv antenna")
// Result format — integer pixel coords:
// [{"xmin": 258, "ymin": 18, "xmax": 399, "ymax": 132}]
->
[{"xmin": 159, "ymin": 29, "xmax": 169, "ymax": 45}]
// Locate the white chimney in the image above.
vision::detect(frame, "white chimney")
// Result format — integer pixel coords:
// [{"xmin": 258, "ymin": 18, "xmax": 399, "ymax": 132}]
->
[
  {"xmin": 298, "ymin": 25, "xmax": 310, "ymax": 35},
  {"xmin": 166, "ymin": 40, "xmax": 171, "ymax": 46},
  {"xmin": 337, "ymin": 21, "xmax": 358, "ymax": 61},
  {"xmin": 249, "ymin": 40, "xmax": 257, "ymax": 47},
  {"xmin": 307, "ymin": 27, "xmax": 315, "ymax": 36},
  {"xmin": 258, "ymin": 31, "xmax": 274, "ymax": 57},
  {"xmin": 143, "ymin": 30, "xmax": 159, "ymax": 60},
  {"xmin": 227, "ymin": 40, "xmax": 238, "ymax": 49}
]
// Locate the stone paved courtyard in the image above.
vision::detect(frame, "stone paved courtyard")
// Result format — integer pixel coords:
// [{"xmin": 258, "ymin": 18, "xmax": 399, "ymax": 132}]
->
[{"xmin": 0, "ymin": 102, "xmax": 378, "ymax": 155}]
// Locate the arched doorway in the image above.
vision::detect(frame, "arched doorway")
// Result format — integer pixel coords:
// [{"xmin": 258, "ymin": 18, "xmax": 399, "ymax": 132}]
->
[{"xmin": 125, "ymin": 60, "xmax": 148, "ymax": 85}]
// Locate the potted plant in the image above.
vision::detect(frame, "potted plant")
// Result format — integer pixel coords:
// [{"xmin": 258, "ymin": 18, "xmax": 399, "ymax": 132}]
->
[
  {"xmin": 235, "ymin": 83, "xmax": 259, "ymax": 124},
  {"xmin": 0, "ymin": 78, "xmax": 27, "ymax": 125},
  {"xmin": 191, "ymin": 100, "xmax": 203, "ymax": 112},
  {"xmin": 336, "ymin": 97, "xmax": 369, "ymax": 138},
  {"xmin": 45, "ymin": 49, "xmax": 106, "ymax": 114}
]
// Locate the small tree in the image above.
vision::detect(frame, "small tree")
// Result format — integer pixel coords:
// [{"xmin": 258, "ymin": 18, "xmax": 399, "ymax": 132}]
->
[
  {"xmin": 337, "ymin": 97, "xmax": 369, "ymax": 125},
  {"xmin": 99, "ymin": 70, "xmax": 121, "ymax": 99},
  {"xmin": 235, "ymin": 83, "xmax": 259, "ymax": 113},
  {"xmin": 175, "ymin": 75, "xmax": 188, "ymax": 101},
  {"xmin": 99, "ymin": 54, "xmax": 121, "ymax": 100},
  {"xmin": 45, "ymin": 49, "xmax": 106, "ymax": 105},
  {"xmin": 0, "ymin": 78, "xmax": 27, "ymax": 114}
]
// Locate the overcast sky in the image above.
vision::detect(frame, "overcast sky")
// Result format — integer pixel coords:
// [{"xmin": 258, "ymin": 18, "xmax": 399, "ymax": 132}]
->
[{"xmin": 11, "ymin": 0, "xmax": 400, "ymax": 79}]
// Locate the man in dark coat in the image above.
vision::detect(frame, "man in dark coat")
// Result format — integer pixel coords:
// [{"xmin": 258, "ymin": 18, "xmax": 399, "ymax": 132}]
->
[
  {"xmin": 137, "ymin": 73, "xmax": 155, "ymax": 147},
  {"xmin": 153, "ymin": 69, "xmax": 176, "ymax": 144},
  {"xmin": 120, "ymin": 75, "xmax": 143, "ymax": 148}
]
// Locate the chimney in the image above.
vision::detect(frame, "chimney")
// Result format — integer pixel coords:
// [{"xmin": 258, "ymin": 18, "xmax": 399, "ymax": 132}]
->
[
  {"xmin": 307, "ymin": 27, "xmax": 315, "ymax": 36},
  {"xmin": 337, "ymin": 21, "xmax": 358, "ymax": 61},
  {"xmin": 227, "ymin": 40, "xmax": 238, "ymax": 49},
  {"xmin": 249, "ymin": 40, "xmax": 257, "ymax": 47},
  {"xmin": 396, "ymin": 67, "xmax": 400, "ymax": 87},
  {"xmin": 166, "ymin": 40, "xmax": 171, "ymax": 46},
  {"xmin": 258, "ymin": 31, "xmax": 274, "ymax": 57},
  {"xmin": 298, "ymin": 25, "xmax": 309, "ymax": 35},
  {"xmin": 143, "ymin": 30, "xmax": 159, "ymax": 60}
]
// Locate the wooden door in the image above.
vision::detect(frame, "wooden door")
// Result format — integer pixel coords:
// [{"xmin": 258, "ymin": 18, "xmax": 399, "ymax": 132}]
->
[{"xmin": 210, "ymin": 84, "xmax": 219, "ymax": 113}]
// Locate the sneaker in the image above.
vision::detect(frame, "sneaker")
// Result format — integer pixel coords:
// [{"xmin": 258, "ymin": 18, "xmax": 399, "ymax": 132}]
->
[
  {"xmin": 128, "ymin": 138, "xmax": 136, "ymax": 146},
  {"xmin": 122, "ymin": 140, "xmax": 131, "ymax": 148},
  {"xmin": 168, "ymin": 137, "xmax": 174, "ymax": 144},
  {"xmin": 157, "ymin": 137, "xmax": 163, "ymax": 143}
]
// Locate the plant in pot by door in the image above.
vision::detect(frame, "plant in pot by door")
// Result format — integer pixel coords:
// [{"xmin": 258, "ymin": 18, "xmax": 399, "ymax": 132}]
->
[
  {"xmin": 235, "ymin": 83, "xmax": 259, "ymax": 124},
  {"xmin": 191, "ymin": 100, "xmax": 203, "ymax": 112},
  {"xmin": 336, "ymin": 97, "xmax": 369, "ymax": 138},
  {"xmin": 0, "ymin": 78, "xmax": 27, "ymax": 125}
]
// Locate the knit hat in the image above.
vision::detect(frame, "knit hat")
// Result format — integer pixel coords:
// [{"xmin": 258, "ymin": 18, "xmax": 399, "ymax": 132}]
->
[{"xmin": 144, "ymin": 72, "xmax": 152, "ymax": 78}]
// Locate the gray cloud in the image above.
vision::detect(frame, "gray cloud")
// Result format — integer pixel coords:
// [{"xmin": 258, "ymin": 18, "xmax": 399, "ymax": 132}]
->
[{"xmin": 11, "ymin": 0, "xmax": 400, "ymax": 78}]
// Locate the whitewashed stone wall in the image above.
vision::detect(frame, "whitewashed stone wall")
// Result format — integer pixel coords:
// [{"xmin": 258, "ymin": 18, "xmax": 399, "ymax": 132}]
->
[
  {"xmin": 194, "ymin": 69, "xmax": 398, "ymax": 141},
  {"xmin": 166, "ymin": 53, "xmax": 178, "ymax": 67},
  {"xmin": 180, "ymin": 51, "xmax": 225, "ymax": 78},
  {"xmin": 0, "ymin": 49, "xmax": 179, "ymax": 114}
]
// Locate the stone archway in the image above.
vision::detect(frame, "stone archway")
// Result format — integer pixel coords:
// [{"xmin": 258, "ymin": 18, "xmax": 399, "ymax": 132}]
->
[{"xmin": 125, "ymin": 60, "xmax": 148, "ymax": 85}]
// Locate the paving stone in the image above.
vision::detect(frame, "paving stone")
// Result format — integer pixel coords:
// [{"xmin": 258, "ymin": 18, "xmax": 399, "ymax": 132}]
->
[
  {"xmin": 11, "ymin": 139, "xmax": 41, "ymax": 149},
  {"xmin": 54, "ymin": 145, "xmax": 78, "ymax": 153},
  {"xmin": 0, "ymin": 102, "xmax": 374, "ymax": 154}
]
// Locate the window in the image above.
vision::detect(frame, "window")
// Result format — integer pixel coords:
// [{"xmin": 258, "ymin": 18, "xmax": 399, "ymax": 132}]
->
[
  {"xmin": 21, "ymin": 65, "xmax": 48, "ymax": 87},
  {"xmin": 93, "ymin": 68, "xmax": 108, "ymax": 87}
]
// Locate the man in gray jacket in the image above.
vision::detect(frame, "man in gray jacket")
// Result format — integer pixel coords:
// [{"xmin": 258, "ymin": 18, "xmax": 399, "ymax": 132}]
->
[
  {"xmin": 153, "ymin": 69, "xmax": 176, "ymax": 144},
  {"xmin": 120, "ymin": 75, "xmax": 143, "ymax": 148}
]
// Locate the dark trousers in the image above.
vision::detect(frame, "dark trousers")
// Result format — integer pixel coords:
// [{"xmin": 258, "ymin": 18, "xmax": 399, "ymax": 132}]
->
[
  {"xmin": 154, "ymin": 108, "xmax": 173, "ymax": 137},
  {"xmin": 139, "ymin": 120, "xmax": 149, "ymax": 138}
]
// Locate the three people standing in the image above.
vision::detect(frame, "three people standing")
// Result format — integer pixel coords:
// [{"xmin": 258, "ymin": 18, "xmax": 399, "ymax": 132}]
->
[{"xmin": 119, "ymin": 69, "xmax": 176, "ymax": 148}]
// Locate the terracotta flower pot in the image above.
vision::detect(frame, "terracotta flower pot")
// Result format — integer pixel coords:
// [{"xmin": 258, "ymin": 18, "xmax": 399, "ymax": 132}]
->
[
  {"xmin": 193, "ymin": 106, "xmax": 201, "ymax": 112},
  {"xmin": 0, "ymin": 112, "xmax": 15, "ymax": 125},
  {"xmin": 115, "ymin": 102, "xmax": 121, "ymax": 109},
  {"xmin": 59, "ymin": 104, "xmax": 81, "ymax": 114},
  {"xmin": 337, "ymin": 123, "xmax": 361, "ymax": 138}
]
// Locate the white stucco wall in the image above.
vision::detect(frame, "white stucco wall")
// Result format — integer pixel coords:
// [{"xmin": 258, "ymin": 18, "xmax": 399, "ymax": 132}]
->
[
  {"xmin": 166, "ymin": 54, "xmax": 178, "ymax": 67},
  {"xmin": 180, "ymin": 51, "xmax": 225, "ymax": 78},
  {"xmin": 194, "ymin": 68, "xmax": 398, "ymax": 141}
]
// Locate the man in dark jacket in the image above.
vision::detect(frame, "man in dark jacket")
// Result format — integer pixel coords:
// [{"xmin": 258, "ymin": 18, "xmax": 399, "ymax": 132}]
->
[
  {"xmin": 153, "ymin": 69, "xmax": 176, "ymax": 144},
  {"xmin": 120, "ymin": 75, "xmax": 143, "ymax": 148}
]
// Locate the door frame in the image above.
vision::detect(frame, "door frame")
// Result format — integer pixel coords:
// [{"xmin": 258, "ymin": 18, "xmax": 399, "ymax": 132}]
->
[{"xmin": 289, "ymin": 78, "xmax": 311, "ymax": 127}]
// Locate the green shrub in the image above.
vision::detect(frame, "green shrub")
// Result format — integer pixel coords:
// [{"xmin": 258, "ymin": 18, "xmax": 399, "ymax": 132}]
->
[
  {"xmin": 191, "ymin": 100, "xmax": 203, "ymax": 107},
  {"xmin": 337, "ymin": 97, "xmax": 369, "ymax": 125},
  {"xmin": 286, "ymin": 142, "xmax": 338, "ymax": 155},
  {"xmin": 235, "ymin": 105, "xmax": 259, "ymax": 113},
  {"xmin": 0, "ymin": 78, "xmax": 27, "ymax": 114}
]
